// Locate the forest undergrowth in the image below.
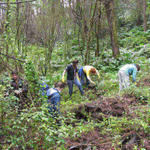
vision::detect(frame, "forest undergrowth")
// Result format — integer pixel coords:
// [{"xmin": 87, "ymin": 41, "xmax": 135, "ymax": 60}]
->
[
  {"xmin": 61, "ymin": 70, "xmax": 150, "ymax": 150},
  {"xmin": 0, "ymin": 27, "xmax": 150, "ymax": 150}
]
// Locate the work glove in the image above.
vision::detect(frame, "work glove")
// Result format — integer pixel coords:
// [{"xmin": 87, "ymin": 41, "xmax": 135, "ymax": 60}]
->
[
  {"xmin": 4, "ymin": 92, "xmax": 9, "ymax": 97},
  {"xmin": 91, "ymin": 81, "xmax": 96, "ymax": 85},
  {"xmin": 77, "ymin": 75, "xmax": 80, "ymax": 82},
  {"xmin": 14, "ymin": 90, "xmax": 21, "ymax": 94},
  {"xmin": 62, "ymin": 76, "xmax": 65, "ymax": 83}
]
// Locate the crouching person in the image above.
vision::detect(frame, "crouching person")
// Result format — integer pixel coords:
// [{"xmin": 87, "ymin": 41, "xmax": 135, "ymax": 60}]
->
[
  {"xmin": 8, "ymin": 71, "xmax": 28, "ymax": 113},
  {"xmin": 118, "ymin": 64, "xmax": 140, "ymax": 91},
  {"xmin": 41, "ymin": 82, "xmax": 64, "ymax": 116}
]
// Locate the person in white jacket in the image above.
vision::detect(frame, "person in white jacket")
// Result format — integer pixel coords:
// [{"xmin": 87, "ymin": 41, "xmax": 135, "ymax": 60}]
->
[{"xmin": 118, "ymin": 64, "xmax": 140, "ymax": 91}]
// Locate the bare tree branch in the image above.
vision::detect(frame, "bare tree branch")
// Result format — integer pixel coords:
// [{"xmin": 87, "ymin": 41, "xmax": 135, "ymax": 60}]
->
[
  {"xmin": 0, "ymin": 51, "xmax": 25, "ymax": 63},
  {"xmin": 0, "ymin": 5, "xmax": 6, "ymax": 9},
  {"xmin": 0, "ymin": 0, "xmax": 37, "ymax": 5},
  {"xmin": 0, "ymin": 55, "xmax": 13, "ymax": 71}
]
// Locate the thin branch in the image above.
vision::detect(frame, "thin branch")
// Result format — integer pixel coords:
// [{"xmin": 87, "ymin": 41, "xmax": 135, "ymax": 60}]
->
[
  {"xmin": 0, "ymin": 5, "xmax": 6, "ymax": 9},
  {"xmin": 0, "ymin": 0, "xmax": 37, "ymax": 5},
  {"xmin": 0, "ymin": 52, "xmax": 25, "ymax": 63},
  {"xmin": 0, "ymin": 55, "xmax": 13, "ymax": 71}
]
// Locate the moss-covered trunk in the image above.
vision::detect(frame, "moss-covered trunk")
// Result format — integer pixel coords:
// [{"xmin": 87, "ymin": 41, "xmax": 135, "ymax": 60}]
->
[{"xmin": 105, "ymin": 0, "xmax": 120, "ymax": 58}]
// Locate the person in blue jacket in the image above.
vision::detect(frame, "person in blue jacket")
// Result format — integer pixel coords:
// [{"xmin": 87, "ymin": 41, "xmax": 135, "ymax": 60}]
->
[
  {"xmin": 41, "ymin": 82, "xmax": 64, "ymax": 116},
  {"xmin": 118, "ymin": 64, "xmax": 140, "ymax": 91}
]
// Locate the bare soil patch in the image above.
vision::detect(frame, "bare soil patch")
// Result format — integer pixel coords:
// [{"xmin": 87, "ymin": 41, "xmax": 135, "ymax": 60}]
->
[
  {"xmin": 65, "ymin": 127, "xmax": 150, "ymax": 150},
  {"xmin": 65, "ymin": 128, "xmax": 113, "ymax": 150},
  {"xmin": 137, "ymin": 77, "xmax": 150, "ymax": 87},
  {"xmin": 73, "ymin": 94, "xmax": 140, "ymax": 121},
  {"xmin": 121, "ymin": 130, "xmax": 150, "ymax": 150},
  {"xmin": 73, "ymin": 92, "xmax": 148, "ymax": 122},
  {"xmin": 65, "ymin": 93, "xmax": 149, "ymax": 149}
]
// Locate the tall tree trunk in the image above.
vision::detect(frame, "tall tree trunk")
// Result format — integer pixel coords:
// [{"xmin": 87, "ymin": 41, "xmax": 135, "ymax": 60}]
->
[
  {"xmin": 76, "ymin": 0, "xmax": 84, "ymax": 57},
  {"xmin": 47, "ymin": 1, "xmax": 56, "ymax": 71},
  {"xmin": 16, "ymin": 0, "xmax": 20, "ymax": 51},
  {"xmin": 24, "ymin": 2, "xmax": 29, "ymax": 42},
  {"xmin": 84, "ymin": 0, "xmax": 97, "ymax": 64},
  {"xmin": 143, "ymin": 0, "xmax": 147, "ymax": 31},
  {"xmin": 136, "ymin": 0, "xmax": 142, "ymax": 26},
  {"xmin": 105, "ymin": 0, "xmax": 120, "ymax": 57},
  {"xmin": 95, "ymin": 0, "xmax": 101, "ymax": 57},
  {"xmin": 5, "ymin": 0, "xmax": 10, "ymax": 62},
  {"xmin": 82, "ymin": 0, "xmax": 87, "ymax": 63},
  {"xmin": 59, "ymin": 0, "xmax": 70, "ymax": 63}
]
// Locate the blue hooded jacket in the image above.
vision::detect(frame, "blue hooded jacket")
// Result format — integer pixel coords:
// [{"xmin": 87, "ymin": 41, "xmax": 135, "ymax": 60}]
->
[{"xmin": 120, "ymin": 64, "xmax": 138, "ymax": 82}]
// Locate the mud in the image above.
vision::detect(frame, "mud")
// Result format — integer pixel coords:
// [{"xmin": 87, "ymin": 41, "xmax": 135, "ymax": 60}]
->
[
  {"xmin": 73, "ymin": 90, "xmax": 149, "ymax": 121},
  {"xmin": 86, "ymin": 98, "xmax": 125, "ymax": 117},
  {"xmin": 73, "ymin": 95, "xmax": 138, "ymax": 121}
]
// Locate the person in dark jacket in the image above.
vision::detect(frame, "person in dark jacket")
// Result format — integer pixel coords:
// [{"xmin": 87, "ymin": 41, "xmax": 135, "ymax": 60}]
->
[
  {"xmin": 62, "ymin": 60, "xmax": 84, "ymax": 96},
  {"xmin": 6, "ymin": 71, "xmax": 28, "ymax": 111}
]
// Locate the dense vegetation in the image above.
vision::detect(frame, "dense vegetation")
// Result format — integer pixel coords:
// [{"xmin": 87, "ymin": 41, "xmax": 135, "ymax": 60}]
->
[{"xmin": 0, "ymin": 0, "xmax": 150, "ymax": 149}]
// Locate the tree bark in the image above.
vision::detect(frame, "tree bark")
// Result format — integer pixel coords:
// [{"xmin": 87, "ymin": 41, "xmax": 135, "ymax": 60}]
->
[
  {"xmin": 143, "ymin": 0, "xmax": 147, "ymax": 32},
  {"xmin": 84, "ymin": 0, "xmax": 98, "ymax": 64},
  {"xmin": 5, "ymin": 0, "xmax": 10, "ymax": 62},
  {"xmin": 16, "ymin": 0, "xmax": 20, "ymax": 51},
  {"xmin": 0, "ymin": 0, "xmax": 36, "ymax": 5},
  {"xmin": 136, "ymin": 0, "xmax": 142, "ymax": 26},
  {"xmin": 46, "ymin": 1, "xmax": 57, "ymax": 71},
  {"xmin": 105, "ymin": 0, "xmax": 120, "ymax": 57},
  {"xmin": 95, "ymin": 0, "xmax": 102, "ymax": 57}
]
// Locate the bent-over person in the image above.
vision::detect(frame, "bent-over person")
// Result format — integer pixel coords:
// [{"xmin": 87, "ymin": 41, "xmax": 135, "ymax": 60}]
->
[
  {"xmin": 41, "ymin": 82, "xmax": 64, "ymax": 116},
  {"xmin": 118, "ymin": 64, "xmax": 140, "ymax": 91},
  {"xmin": 78, "ymin": 65, "xmax": 100, "ymax": 86}
]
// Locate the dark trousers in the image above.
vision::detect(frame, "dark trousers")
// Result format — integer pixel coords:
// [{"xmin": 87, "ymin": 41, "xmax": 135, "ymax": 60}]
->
[
  {"xmin": 48, "ymin": 92, "xmax": 60, "ymax": 115},
  {"xmin": 67, "ymin": 78, "xmax": 84, "ymax": 96}
]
